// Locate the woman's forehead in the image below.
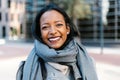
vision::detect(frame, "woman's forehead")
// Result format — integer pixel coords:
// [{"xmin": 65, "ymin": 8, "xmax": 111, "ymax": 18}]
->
[{"xmin": 40, "ymin": 10, "xmax": 65, "ymax": 24}]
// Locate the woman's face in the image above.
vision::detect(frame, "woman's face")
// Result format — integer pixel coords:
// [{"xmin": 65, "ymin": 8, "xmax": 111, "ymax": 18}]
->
[{"xmin": 40, "ymin": 10, "xmax": 70, "ymax": 49}]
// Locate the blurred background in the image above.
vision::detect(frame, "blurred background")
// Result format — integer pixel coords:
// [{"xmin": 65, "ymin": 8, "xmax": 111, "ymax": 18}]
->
[{"xmin": 0, "ymin": 0, "xmax": 120, "ymax": 80}]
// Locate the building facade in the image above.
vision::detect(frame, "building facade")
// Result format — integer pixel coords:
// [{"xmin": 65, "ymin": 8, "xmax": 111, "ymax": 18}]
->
[
  {"xmin": 0, "ymin": 0, "xmax": 47, "ymax": 41},
  {"xmin": 24, "ymin": 0, "xmax": 120, "ymax": 43},
  {"xmin": 25, "ymin": 0, "xmax": 46, "ymax": 41},
  {"xmin": 1, "ymin": 0, "xmax": 120, "ymax": 44},
  {"xmin": 79, "ymin": 0, "xmax": 120, "ymax": 44},
  {"xmin": 0, "ymin": 0, "xmax": 25, "ymax": 40}
]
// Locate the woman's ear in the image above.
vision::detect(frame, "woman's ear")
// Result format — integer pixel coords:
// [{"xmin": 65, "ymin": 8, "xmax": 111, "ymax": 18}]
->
[
  {"xmin": 67, "ymin": 32, "xmax": 69, "ymax": 34},
  {"xmin": 66, "ymin": 25, "xmax": 70, "ymax": 35}
]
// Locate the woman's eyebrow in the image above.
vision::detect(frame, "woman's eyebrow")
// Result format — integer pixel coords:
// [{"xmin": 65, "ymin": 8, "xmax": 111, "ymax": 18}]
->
[
  {"xmin": 55, "ymin": 20, "xmax": 63, "ymax": 23},
  {"xmin": 41, "ymin": 23, "xmax": 49, "ymax": 26}
]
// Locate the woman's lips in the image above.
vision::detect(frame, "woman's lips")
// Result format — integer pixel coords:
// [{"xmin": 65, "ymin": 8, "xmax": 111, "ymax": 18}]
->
[{"xmin": 48, "ymin": 36, "xmax": 61, "ymax": 42}]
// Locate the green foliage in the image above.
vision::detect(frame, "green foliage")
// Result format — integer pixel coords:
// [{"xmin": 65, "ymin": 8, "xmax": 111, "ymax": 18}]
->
[
  {"xmin": 12, "ymin": 28, "xmax": 17, "ymax": 35},
  {"xmin": 51, "ymin": 0, "xmax": 92, "ymax": 19},
  {"xmin": 67, "ymin": 0, "xmax": 92, "ymax": 19},
  {"xmin": 51, "ymin": 0, "xmax": 69, "ymax": 10}
]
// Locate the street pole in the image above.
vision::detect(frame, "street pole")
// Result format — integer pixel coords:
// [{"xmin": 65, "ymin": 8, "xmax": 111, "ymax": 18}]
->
[{"xmin": 99, "ymin": 0, "xmax": 104, "ymax": 54}]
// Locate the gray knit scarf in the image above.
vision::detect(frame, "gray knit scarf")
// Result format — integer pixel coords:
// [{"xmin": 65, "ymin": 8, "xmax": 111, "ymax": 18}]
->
[{"xmin": 16, "ymin": 39, "xmax": 98, "ymax": 80}]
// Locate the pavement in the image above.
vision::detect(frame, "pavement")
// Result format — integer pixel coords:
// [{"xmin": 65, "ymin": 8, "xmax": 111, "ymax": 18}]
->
[
  {"xmin": 86, "ymin": 46, "xmax": 120, "ymax": 80},
  {"xmin": 0, "ymin": 41, "xmax": 120, "ymax": 80}
]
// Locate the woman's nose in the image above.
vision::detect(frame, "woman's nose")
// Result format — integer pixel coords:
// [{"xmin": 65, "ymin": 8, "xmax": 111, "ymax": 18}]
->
[{"xmin": 49, "ymin": 27, "xmax": 57, "ymax": 35}]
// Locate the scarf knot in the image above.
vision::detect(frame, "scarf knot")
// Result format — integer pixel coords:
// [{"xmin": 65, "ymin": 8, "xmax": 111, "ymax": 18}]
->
[{"xmin": 35, "ymin": 40, "xmax": 81, "ymax": 79}]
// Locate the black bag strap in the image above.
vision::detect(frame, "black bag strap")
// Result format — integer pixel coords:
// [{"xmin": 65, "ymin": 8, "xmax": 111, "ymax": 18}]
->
[
  {"xmin": 39, "ymin": 58, "xmax": 47, "ymax": 80},
  {"xmin": 16, "ymin": 61, "xmax": 25, "ymax": 80}
]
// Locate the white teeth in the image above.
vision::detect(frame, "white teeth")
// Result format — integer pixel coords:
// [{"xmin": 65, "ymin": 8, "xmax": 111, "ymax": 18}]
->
[{"xmin": 49, "ymin": 37, "xmax": 60, "ymax": 41}]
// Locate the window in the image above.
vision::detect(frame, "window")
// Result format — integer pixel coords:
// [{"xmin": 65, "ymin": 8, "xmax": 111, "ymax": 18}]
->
[
  {"xmin": 6, "ymin": 13, "xmax": 8, "ymax": 21},
  {"xmin": 18, "ymin": 14, "xmax": 20, "ymax": 21},
  {"xmin": 20, "ymin": 24, "xmax": 23, "ymax": 34},
  {"xmin": 8, "ymin": 0, "xmax": 11, "ymax": 8},
  {"xmin": 2, "ymin": 26, "xmax": 6, "ymax": 38},
  {"xmin": 118, "ymin": 0, "xmax": 120, "ymax": 13},
  {"xmin": 0, "ymin": 0, "xmax": 1, "ymax": 7},
  {"xmin": 0, "ymin": 12, "xmax": 1, "ymax": 21},
  {"xmin": 10, "ymin": 13, "xmax": 14, "ymax": 21}
]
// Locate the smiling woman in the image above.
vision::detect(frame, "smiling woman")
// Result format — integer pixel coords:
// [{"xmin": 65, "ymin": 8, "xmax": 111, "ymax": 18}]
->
[{"xmin": 16, "ymin": 3, "xmax": 98, "ymax": 80}]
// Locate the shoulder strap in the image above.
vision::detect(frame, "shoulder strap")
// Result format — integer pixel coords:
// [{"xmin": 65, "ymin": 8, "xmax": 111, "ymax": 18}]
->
[
  {"xmin": 39, "ymin": 58, "xmax": 47, "ymax": 80},
  {"xmin": 16, "ymin": 61, "xmax": 25, "ymax": 80},
  {"xmin": 16, "ymin": 58, "xmax": 47, "ymax": 80}
]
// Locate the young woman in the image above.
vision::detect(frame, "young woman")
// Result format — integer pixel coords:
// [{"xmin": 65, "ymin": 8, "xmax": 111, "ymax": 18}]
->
[{"xmin": 16, "ymin": 3, "xmax": 98, "ymax": 80}]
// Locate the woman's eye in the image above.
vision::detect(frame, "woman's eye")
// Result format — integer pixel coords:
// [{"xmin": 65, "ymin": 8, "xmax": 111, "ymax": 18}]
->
[
  {"xmin": 56, "ymin": 24, "xmax": 63, "ymax": 27},
  {"xmin": 41, "ymin": 26, "xmax": 49, "ymax": 30}
]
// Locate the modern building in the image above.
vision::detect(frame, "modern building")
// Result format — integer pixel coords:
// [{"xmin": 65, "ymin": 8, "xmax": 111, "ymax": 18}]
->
[
  {"xmin": 106, "ymin": 0, "xmax": 120, "ymax": 41},
  {"xmin": 79, "ymin": 0, "xmax": 120, "ymax": 44},
  {"xmin": 25, "ymin": 0, "xmax": 46, "ymax": 41},
  {"xmin": 0, "ymin": 0, "xmax": 25, "ymax": 40}
]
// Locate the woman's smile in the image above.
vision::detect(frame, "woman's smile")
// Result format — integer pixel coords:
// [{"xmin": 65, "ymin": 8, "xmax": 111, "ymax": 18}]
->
[{"xmin": 48, "ymin": 36, "xmax": 61, "ymax": 42}]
